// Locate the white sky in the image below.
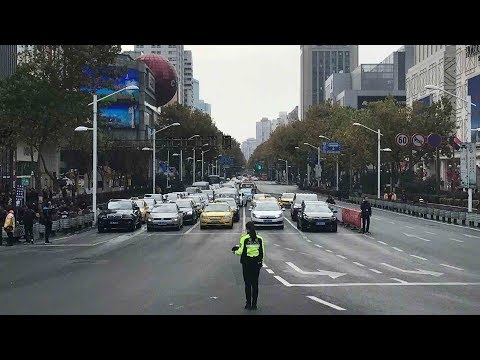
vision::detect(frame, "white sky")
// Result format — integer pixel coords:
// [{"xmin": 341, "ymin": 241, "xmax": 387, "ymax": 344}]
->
[{"xmin": 122, "ymin": 45, "xmax": 401, "ymax": 143}]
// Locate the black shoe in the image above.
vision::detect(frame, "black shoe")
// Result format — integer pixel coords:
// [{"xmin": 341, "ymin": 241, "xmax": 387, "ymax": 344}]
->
[
  {"xmin": 45, "ymin": 241, "xmax": 50, "ymax": 244},
  {"xmin": 251, "ymin": 305, "xmax": 257, "ymax": 310},
  {"xmin": 244, "ymin": 303, "xmax": 251, "ymax": 310}
]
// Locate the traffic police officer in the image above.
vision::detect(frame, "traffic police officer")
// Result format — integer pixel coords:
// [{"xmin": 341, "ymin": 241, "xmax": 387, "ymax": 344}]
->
[{"xmin": 232, "ymin": 221, "xmax": 265, "ymax": 310}]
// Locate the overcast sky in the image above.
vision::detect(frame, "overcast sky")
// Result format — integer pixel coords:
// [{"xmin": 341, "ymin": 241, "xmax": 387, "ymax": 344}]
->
[{"xmin": 122, "ymin": 45, "xmax": 401, "ymax": 143}]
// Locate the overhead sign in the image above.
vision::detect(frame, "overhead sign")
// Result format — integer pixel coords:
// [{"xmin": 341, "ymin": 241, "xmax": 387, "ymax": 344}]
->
[
  {"xmin": 460, "ymin": 143, "xmax": 477, "ymax": 189},
  {"xmin": 412, "ymin": 133, "xmax": 425, "ymax": 147},
  {"xmin": 321, "ymin": 142, "xmax": 341, "ymax": 154},
  {"xmin": 395, "ymin": 133, "xmax": 409, "ymax": 146},
  {"xmin": 219, "ymin": 156, "xmax": 234, "ymax": 166},
  {"xmin": 427, "ymin": 133, "xmax": 442, "ymax": 147}
]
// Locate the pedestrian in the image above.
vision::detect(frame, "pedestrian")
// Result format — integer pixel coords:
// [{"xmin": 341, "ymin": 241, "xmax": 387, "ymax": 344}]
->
[
  {"xmin": 360, "ymin": 196, "xmax": 372, "ymax": 234},
  {"xmin": 41, "ymin": 202, "xmax": 53, "ymax": 244},
  {"xmin": 383, "ymin": 191, "xmax": 389, "ymax": 200},
  {"xmin": 3, "ymin": 209, "xmax": 16, "ymax": 246},
  {"xmin": 326, "ymin": 195, "xmax": 336, "ymax": 205},
  {"xmin": 0, "ymin": 206, "xmax": 6, "ymax": 246},
  {"xmin": 231, "ymin": 221, "xmax": 265, "ymax": 310},
  {"xmin": 23, "ymin": 205, "xmax": 36, "ymax": 244},
  {"xmin": 391, "ymin": 191, "xmax": 397, "ymax": 202}
]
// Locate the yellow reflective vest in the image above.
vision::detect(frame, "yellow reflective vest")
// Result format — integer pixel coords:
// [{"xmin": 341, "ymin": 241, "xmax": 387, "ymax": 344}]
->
[
  {"xmin": 4, "ymin": 213, "xmax": 15, "ymax": 230},
  {"xmin": 234, "ymin": 233, "xmax": 265, "ymax": 260}
]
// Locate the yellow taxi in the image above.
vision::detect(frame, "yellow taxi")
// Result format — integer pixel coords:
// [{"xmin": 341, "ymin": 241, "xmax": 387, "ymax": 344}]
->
[
  {"xmin": 278, "ymin": 192, "xmax": 295, "ymax": 208},
  {"xmin": 200, "ymin": 202, "xmax": 234, "ymax": 229},
  {"xmin": 131, "ymin": 197, "xmax": 149, "ymax": 223}
]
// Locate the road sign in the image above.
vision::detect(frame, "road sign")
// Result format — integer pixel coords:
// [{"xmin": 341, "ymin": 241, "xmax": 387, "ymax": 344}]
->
[
  {"xmin": 427, "ymin": 133, "xmax": 442, "ymax": 147},
  {"xmin": 411, "ymin": 133, "xmax": 425, "ymax": 147},
  {"xmin": 460, "ymin": 143, "xmax": 477, "ymax": 189},
  {"xmin": 395, "ymin": 133, "xmax": 409, "ymax": 146},
  {"xmin": 21, "ymin": 177, "xmax": 30, "ymax": 186},
  {"xmin": 220, "ymin": 156, "xmax": 234, "ymax": 166},
  {"xmin": 321, "ymin": 142, "xmax": 341, "ymax": 154}
]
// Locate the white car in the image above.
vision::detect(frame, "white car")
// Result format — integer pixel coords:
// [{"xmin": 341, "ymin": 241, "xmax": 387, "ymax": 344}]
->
[{"xmin": 250, "ymin": 201, "xmax": 284, "ymax": 229}]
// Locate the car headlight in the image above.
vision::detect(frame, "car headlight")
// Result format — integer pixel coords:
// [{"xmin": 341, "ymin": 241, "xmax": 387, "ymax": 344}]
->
[
  {"xmin": 172, "ymin": 217, "xmax": 179, "ymax": 222},
  {"xmin": 224, "ymin": 214, "xmax": 232, "ymax": 219},
  {"xmin": 274, "ymin": 214, "xmax": 282, "ymax": 218},
  {"xmin": 187, "ymin": 211, "xmax": 193, "ymax": 215},
  {"xmin": 147, "ymin": 218, "xmax": 153, "ymax": 222},
  {"xmin": 331, "ymin": 216, "xmax": 337, "ymax": 221},
  {"xmin": 294, "ymin": 204, "xmax": 301, "ymax": 209}
]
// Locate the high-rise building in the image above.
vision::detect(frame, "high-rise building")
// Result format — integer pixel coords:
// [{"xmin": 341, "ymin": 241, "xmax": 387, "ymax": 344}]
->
[
  {"xmin": 272, "ymin": 112, "xmax": 288, "ymax": 132},
  {"xmin": 134, "ymin": 45, "xmax": 184, "ymax": 104},
  {"xmin": 197, "ymin": 99, "xmax": 211, "ymax": 116},
  {"xmin": 287, "ymin": 106, "xmax": 299, "ymax": 124},
  {"xmin": 0, "ymin": 45, "xmax": 17, "ymax": 79},
  {"xmin": 184, "ymin": 50, "xmax": 194, "ymax": 107},
  {"xmin": 300, "ymin": 45, "xmax": 359, "ymax": 119},
  {"xmin": 256, "ymin": 117, "xmax": 272, "ymax": 145},
  {"xmin": 193, "ymin": 78, "xmax": 200, "ymax": 108},
  {"xmin": 241, "ymin": 138, "xmax": 258, "ymax": 161}
]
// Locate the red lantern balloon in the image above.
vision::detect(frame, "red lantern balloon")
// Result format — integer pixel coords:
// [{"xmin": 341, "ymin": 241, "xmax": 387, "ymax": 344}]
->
[{"xmin": 137, "ymin": 54, "xmax": 177, "ymax": 107}]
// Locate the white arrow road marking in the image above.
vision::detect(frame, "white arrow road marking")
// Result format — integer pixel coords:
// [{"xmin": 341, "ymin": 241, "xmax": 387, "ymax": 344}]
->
[
  {"xmin": 403, "ymin": 233, "xmax": 431, "ymax": 242},
  {"xmin": 440, "ymin": 264, "xmax": 464, "ymax": 271},
  {"xmin": 410, "ymin": 254, "xmax": 428, "ymax": 261},
  {"xmin": 306, "ymin": 296, "xmax": 346, "ymax": 311},
  {"xmin": 262, "ymin": 264, "xmax": 267, "ymax": 268},
  {"xmin": 285, "ymin": 262, "xmax": 346, "ymax": 279},
  {"xmin": 391, "ymin": 278, "xmax": 409, "ymax": 284},
  {"xmin": 381, "ymin": 262, "xmax": 443, "ymax": 277},
  {"xmin": 449, "ymin": 238, "xmax": 464, "ymax": 243},
  {"xmin": 266, "ymin": 269, "xmax": 275, "ymax": 274},
  {"xmin": 463, "ymin": 233, "xmax": 480, "ymax": 239}
]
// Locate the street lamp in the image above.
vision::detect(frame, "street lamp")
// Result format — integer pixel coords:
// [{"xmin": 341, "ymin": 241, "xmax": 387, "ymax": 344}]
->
[
  {"xmin": 425, "ymin": 84, "xmax": 479, "ymax": 212},
  {"xmin": 189, "ymin": 135, "xmax": 200, "ymax": 183},
  {"xmin": 75, "ymin": 85, "xmax": 139, "ymax": 226},
  {"xmin": 201, "ymin": 147, "xmax": 210, "ymax": 181},
  {"xmin": 318, "ymin": 135, "xmax": 340, "ymax": 191},
  {"xmin": 295, "ymin": 146, "xmax": 310, "ymax": 185},
  {"xmin": 304, "ymin": 142, "xmax": 321, "ymax": 187},
  {"xmin": 278, "ymin": 158, "xmax": 288, "ymax": 185},
  {"xmin": 352, "ymin": 122, "xmax": 389, "ymax": 199}
]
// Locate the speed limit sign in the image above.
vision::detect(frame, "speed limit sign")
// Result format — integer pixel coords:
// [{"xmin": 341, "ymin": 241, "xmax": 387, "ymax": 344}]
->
[{"xmin": 395, "ymin": 133, "xmax": 409, "ymax": 146}]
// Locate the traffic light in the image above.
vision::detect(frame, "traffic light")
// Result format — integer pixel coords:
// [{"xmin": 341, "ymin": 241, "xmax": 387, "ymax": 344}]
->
[{"xmin": 257, "ymin": 164, "xmax": 262, "ymax": 171}]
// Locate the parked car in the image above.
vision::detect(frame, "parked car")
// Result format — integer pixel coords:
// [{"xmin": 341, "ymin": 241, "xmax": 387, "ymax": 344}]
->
[
  {"xmin": 98, "ymin": 199, "xmax": 142, "ymax": 233},
  {"xmin": 186, "ymin": 195, "xmax": 205, "ymax": 213},
  {"xmin": 291, "ymin": 193, "xmax": 319, "ymax": 221},
  {"xmin": 131, "ymin": 198, "xmax": 149, "ymax": 223},
  {"xmin": 200, "ymin": 202, "xmax": 233, "ymax": 229},
  {"xmin": 146, "ymin": 203, "xmax": 184, "ymax": 231},
  {"xmin": 296, "ymin": 201, "xmax": 337, "ymax": 232},
  {"xmin": 214, "ymin": 198, "xmax": 240, "ymax": 222},
  {"xmin": 175, "ymin": 199, "xmax": 198, "ymax": 224},
  {"xmin": 201, "ymin": 189, "xmax": 215, "ymax": 202},
  {"xmin": 250, "ymin": 201, "xmax": 284, "ymax": 229},
  {"xmin": 186, "ymin": 186, "xmax": 203, "ymax": 195}
]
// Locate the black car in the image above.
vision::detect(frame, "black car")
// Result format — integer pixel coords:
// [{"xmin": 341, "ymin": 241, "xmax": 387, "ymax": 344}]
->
[
  {"xmin": 175, "ymin": 199, "xmax": 198, "ymax": 224},
  {"xmin": 98, "ymin": 199, "xmax": 142, "ymax": 233},
  {"xmin": 290, "ymin": 193, "xmax": 319, "ymax": 221},
  {"xmin": 296, "ymin": 201, "xmax": 337, "ymax": 232}
]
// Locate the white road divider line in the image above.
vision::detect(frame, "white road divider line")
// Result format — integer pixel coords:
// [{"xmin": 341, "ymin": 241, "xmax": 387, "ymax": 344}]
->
[
  {"xmin": 353, "ymin": 262, "xmax": 365, "ymax": 267},
  {"xmin": 285, "ymin": 247, "xmax": 295, "ymax": 251},
  {"xmin": 325, "ymin": 249, "xmax": 333, "ymax": 253},
  {"xmin": 405, "ymin": 226, "xmax": 415, "ymax": 229},
  {"xmin": 424, "ymin": 231, "xmax": 437, "ymax": 235},
  {"xmin": 185, "ymin": 222, "xmax": 200, "ymax": 234},
  {"xmin": 378, "ymin": 241, "xmax": 387, "ymax": 245},
  {"xmin": 410, "ymin": 254, "xmax": 428, "ymax": 261},
  {"xmin": 463, "ymin": 233, "xmax": 480, "ymax": 239},
  {"xmin": 392, "ymin": 247, "xmax": 404, "ymax": 252},
  {"xmin": 262, "ymin": 264, "xmax": 267, "ymax": 268},
  {"xmin": 242, "ymin": 206, "xmax": 246, "ymax": 232},
  {"xmin": 314, "ymin": 244, "xmax": 323, "ymax": 248},
  {"xmin": 391, "ymin": 278, "xmax": 409, "ymax": 284},
  {"xmin": 266, "ymin": 269, "xmax": 275, "ymax": 274},
  {"xmin": 369, "ymin": 268, "xmax": 382, "ymax": 274},
  {"xmin": 274, "ymin": 275, "xmax": 292, "ymax": 287},
  {"xmin": 364, "ymin": 234, "xmax": 375, "ymax": 240},
  {"xmin": 336, "ymin": 255, "xmax": 347, "ymax": 259},
  {"xmin": 274, "ymin": 244, "xmax": 281, "ymax": 247},
  {"xmin": 440, "ymin": 264, "xmax": 464, "ymax": 271},
  {"xmin": 450, "ymin": 238, "xmax": 464, "ymax": 243},
  {"xmin": 306, "ymin": 239, "xmax": 312, "ymax": 243},
  {"xmin": 306, "ymin": 296, "xmax": 346, "ymax": 311},
  {"xmin": 403, "ymin": 233, "xmax": 431, "ymax": 242},
  {"xmin": 387, "ymin": 221, "xmax": 396, "ymax": 224}
]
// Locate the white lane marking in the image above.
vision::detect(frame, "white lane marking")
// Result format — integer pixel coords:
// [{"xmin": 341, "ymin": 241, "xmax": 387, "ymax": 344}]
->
[
  {"xmin": 286, "ymin": 262, "xmax": 346, "ymax": 279},
  {"xmin": 314, "ymin": 244, "xmax": 323, "ymax": 248},
  {"xmin": 274, "ymin": 244, "xmax": 281, "ymax": 247},
  {"xmin": 463, "ymin": 233, "xmax": 480, "ymax": 239},
  {"xmin": 405, "ymin": 226, "xmax": 415, "ymax": 229},
  {"xmin": 262, "ymin": 264, "xmax": 267, "ymax": 268},
  {"xmin": 364, "ymin": 234, "xmax": 375, "ymax": 240},
  {"xmin": 185, "ymin": 222, "xmax": 200, "ymax": 234},
  {"xmin": 325, "ymin": 249, "xmax": 333, "ymax": 253},
  {"xmin": 306, "ymin": 296, "xmax": 346, "ymax": 311},
  {"xmin": 424, "ymin": 231, "xmax": 437, "ymax": 235},
  {"xmin": 306, "ymin": 239, "xmax": 312, "ymax": 243},
  {"xmin": 378, "ymin": 241, "xmax": 387, "ymax": 245},
  {"xmin": 101, "ymin": 227, "xmax": 146, "ymax": 246},
  {"xmin": 391, "ymin": 278, "xmax": 409, "ymax": 284},
  {"xmin": 440, "ymin": 264, "xmax": 464, "ymax": 271},
  {"xmin": 180, "ymin": 232, "xmax": 243, "ymax": 235},
  {"xmin": 300, "ymin": 252, "xmax": 309, "ymax": 255},
  {"xmin": 410, "ymin": 254, "xmax": 428, "ymax": 261},
  {"xmin": 387, "ymin": 221, "xmax": 396, "ymax": 224},
  {"xmin": 336, "ymin": 255, "xmax": 347, "ymax": 259},
  {"xmin": 31, "ymin": 244, "xmax": 94, "ymax": 247},
  {"xmin": 450, "ymin": 238, "xmax": 464, "ymax": 243},
  {"xmin": 242, "ymin": 206, "xmax": 246, "ymax": 232},
  {"xmin": 91, "ymin": 240, "xmax": 110, "ymax": 246},
  {"xmin": 274, "ymin": 275, "xmax": 292, "ymax": 287},
  {"xmin": 353, "ymin": 262, "xmax": 365, "ymax": 267},
  {"xmin": 392, "ymin": 247, "xmax": 404, "ymax": 252},
  {"xmin": 266, "ymin": 269, "xmax": 275, "ymax": 274},
  {"xmin": 381, "ymin": 263, "xmax": 443, "ymax": 277},
  {"xmin": 285, "ymin": 247, "xmax": 295, "ymax": 251},
  {"xmin": 403, "ymin": 233, "xmax": 431, "ymax": 242},
  {"xmin": 369, "ymin": 268, "xmax": 382, "ymax": 274}
]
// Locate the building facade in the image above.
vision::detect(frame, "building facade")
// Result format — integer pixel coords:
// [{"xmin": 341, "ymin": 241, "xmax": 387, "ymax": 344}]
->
[
  {"xmin": 300, "ymin": 45, "xmax": 359, "ymax": 119},
  {"xmin": 184, "ymin": 50, "xmax": 194, "ymax": 107},
  {"xmin": 134, "ymin": 45, "xmax": 185, "ymax": 104},
  {"xmin": 241, "ymin": 138, "xmax": 257, "ymax": 161},
  {"xmin": 256, "ymin": 117, "xmax": 272, "ymax": 145},
  {"xmin": 0, "ymin": 45, "xmax": 17, "ymax": 79},
  {"xmin": 287, "ymin": 106, "xmax": 299, "ymax": 124}
]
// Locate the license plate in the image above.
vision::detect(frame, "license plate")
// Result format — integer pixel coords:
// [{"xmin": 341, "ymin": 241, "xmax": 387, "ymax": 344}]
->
[
  {"xmin": 110, "ymin": 221, "xmax": 119, "ymax": 225},
  {"xmin": 210, "ymin": 221, "xmax": 221, "ymax": 224},
  {"xmin": 157, "ymin": 221, "xmax": 168, "ymax": 225},
  {"xmin": 316, "ymin": 221, "xmax": 325, "ymax": 226},
  {"xmin": 264, "ymin": 220, "xmax": 272, "ymax": 223}
]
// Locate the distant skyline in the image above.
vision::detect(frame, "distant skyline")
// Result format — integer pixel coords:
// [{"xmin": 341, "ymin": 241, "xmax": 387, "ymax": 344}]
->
[{"xmin": 122, "ymin": 45, "xmax": 401, "ymax": 142}]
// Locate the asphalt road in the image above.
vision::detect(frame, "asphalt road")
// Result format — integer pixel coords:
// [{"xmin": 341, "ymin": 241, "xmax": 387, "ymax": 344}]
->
[{"xmin": 1, "ymin": 181, "xmax": 479, "ymax": 314}]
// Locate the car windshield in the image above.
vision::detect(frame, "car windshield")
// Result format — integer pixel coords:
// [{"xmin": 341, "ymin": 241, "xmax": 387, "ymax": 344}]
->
[
  {"xmin": 254, "ymin": 194, "xmax": 266, "ymax": 199},
  {"xmin": 152, "ymin": 205, "xmax": 178, "ymax": 213},
  {"xmin": 255, "ymin": 202, "xmax": 280, "ymax": 211},
  {"xmin": 241, "ymin": 183, "xmax": 254, "ymax": 188},
  {"xmin": 282, "ymin": 193, "xmax": 294, "ymax": 198},
  {"xmin": 205, "ymin": 204, "xmax": 229, "ymax": 212},
  {"xmin": 216, "ymin": 199, "xmax": 235, "ymax": 206},
  {"xmin": 176, "ymin": 201, "xmax": 192, "ymax": 209},
  {"xmin": 144, "ymin": 199, "xmax": 156, "ymax": 207},
  {"xmin": 240, "ymin": 189, "xmax": 252, "ymax": 194},
  {"xmin": 305, "ymin": 204, "xmax": 331, "ymax": 213},
  {"xmin": 108, "ymin": 201, "xmax": 132, "ymax": 210},
  {"xmin": 186, "ymin": 187, "xmax": 198, "ymax": 193},
  {"xmin": 295, "ymin": 194, "xmax": 318, "ymax": 203},
  {"xmin": 134, "ymin": 200, "xmax": 145, "ymax": 208}
]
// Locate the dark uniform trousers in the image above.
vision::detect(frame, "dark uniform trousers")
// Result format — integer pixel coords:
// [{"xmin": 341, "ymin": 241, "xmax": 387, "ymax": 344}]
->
[{"xmin": 242, "ymin": 260, "xmax": 262, "ymax": 306}]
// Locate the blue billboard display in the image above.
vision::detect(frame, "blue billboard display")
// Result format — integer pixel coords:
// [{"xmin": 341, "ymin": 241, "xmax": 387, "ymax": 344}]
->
[
  {"xmin": 82, "ymin": 67, "xmax": 140, "ymax": 128},
  {"xmin": 468, "ymin": 75, "xmax": 480, "ymax": 138}
]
